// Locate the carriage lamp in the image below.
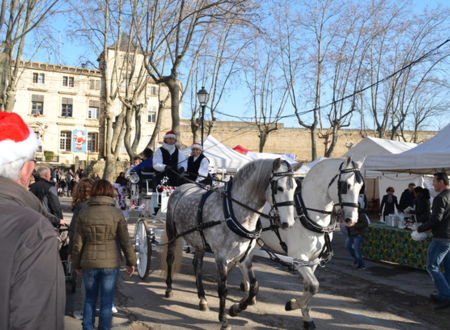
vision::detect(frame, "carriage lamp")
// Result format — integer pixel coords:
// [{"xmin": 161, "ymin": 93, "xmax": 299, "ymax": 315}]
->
[{"xmin": 197, "ymin": 86, "xmax": 209, "ymax": 148}]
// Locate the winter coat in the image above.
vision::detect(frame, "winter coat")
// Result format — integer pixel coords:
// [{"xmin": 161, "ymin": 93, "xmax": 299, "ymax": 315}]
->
[
  {"xmin": 347, "ymin": 213, "xmax": 369, "ymax": 236},
  {"xmin": 418, "ymin": 189, "xmax": 450, "ymax": 239},
  {"xmin": 30, "ymin": 177, "xmax": 64, "ymax": 220},
  {"xmin": 414, "ymin": 195, "xmax": 431, "ymax": 223},
  {"xmin": 399, "ymin": 189, "xmax": 415, "ymax": 212},
  {"xmin": 71, "ymin": 196, "xmax": 137, "ymax": 269},
  {"xmin": 380, "ymin": 194, "xmax": 399, "ymax": 215},
  {"xmin": 0, "ymin": 177, "xmax": 65, "ymax": 330},
  {"xmin": 67, "ymin": 200, "xmax": 89, "ymax": 254}
]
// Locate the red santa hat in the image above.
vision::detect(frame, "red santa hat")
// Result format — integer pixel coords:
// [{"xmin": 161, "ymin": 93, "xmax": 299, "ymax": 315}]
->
[
  {"xmin": 191, "ymin": 142, "xmax": 202, "ymax": 151},
  {"xmin": 0, "ymin": 112, "xmax": 39, "ymax": 166},
  {"xmin": 164, "ymin": 130, "xmax": 177, "ymax": 140}
]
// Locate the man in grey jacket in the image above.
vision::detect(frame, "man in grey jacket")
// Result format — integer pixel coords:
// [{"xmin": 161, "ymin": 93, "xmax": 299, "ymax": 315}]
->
[{"xmin": 0, "ymin": 111, "xmax": 65, "ymax": 329}]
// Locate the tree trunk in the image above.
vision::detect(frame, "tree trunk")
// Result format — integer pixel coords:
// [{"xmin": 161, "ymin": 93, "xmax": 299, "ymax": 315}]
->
[{"xmin": 164, "ymin": 77, "xmax": 181, "ymax": 138}]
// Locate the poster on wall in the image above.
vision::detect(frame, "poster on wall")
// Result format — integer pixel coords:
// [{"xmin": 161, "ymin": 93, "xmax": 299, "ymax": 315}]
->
[{"xmin": 72, "ymin": 129, "xmax": 87, "ymax": 152}]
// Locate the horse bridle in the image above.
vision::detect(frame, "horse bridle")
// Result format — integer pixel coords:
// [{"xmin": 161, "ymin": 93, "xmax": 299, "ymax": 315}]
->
[{"xmin": 296, "ymin": 160, "xmax": 363, "ymax": 224}]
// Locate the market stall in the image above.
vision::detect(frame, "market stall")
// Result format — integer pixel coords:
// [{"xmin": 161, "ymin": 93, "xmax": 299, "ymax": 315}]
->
[{"xmin": 361, "ymin": 222, "xmax": 430, "ymax": 270}]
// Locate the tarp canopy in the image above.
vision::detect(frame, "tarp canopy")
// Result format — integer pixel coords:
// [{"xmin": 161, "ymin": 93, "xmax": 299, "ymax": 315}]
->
[
  {"xmin": 246, "ymin": 151, "xmax": 297, "ymax": 164},
  {"xmin": 364, "ymin": 124, "xmax": 448, "ymax": 174},
  {"xmin": 344, "ymin": 137, "xmax": 416, "ymax": 163},
  {"xmin": 181, "ymin": 135, "xmax": 252, "ymax": 172},
  {"xmin": 233, "ymin": 145, "xmax": 249, "ymax": 154}
]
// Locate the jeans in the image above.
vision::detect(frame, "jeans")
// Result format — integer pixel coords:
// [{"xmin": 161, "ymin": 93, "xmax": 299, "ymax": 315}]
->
[
  {"xmin": 82, "ymin": 268, "xmax": 120, "ymax": 330},
  {"xmin": 345, "ymin": 235, "xmax": 364, "ymax": 267},
  {"xmin": 426, "ymin": 239, "xmax": 450, "ymax": 299}
]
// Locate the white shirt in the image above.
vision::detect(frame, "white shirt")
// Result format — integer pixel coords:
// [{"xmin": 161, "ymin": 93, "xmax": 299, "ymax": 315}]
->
[
  {"xmin": 153, "ymin": 144, "xmax": 187, "ymax": 172},
  {"xmin": 191, "ymin": 155, "xmax": 210, "ymax": 182}
]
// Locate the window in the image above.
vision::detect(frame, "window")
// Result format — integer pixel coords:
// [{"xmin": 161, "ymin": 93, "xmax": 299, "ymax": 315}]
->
[
  {"xmin": 31, "ymin": 94, "xmax": 44, "ymax": 115},
  {"xmin": 33, "ymin": 129, "xmax": 43, "ymax": 152},
  {"xmin": 61, "ymin": 97, "xmax": 73, "ymax": 117},
  {"xmin": 32, "ymin": 72, "xmax": 45, "ymax": 84},
  {"xmin": 87, "ymin": 132, "xmax": 98, "ymax": 152},
  {"xmin": 89, "ymin": 79, "xmax": 101, "ymax": 90},
  {"xmin": 150, "ymin": 85, "xmax": 158, "ymax": 95},
  {"xmin": 60, "ymin": 131, "xmax": 71, "ymax": 151},
  {"xmin": 62, "ymin": 76, "xmax": 74, "ymax": 87},
  {"xmin": 147, "ymin": 106, "xmax": 157, "ymax": 122},
  {"xmin": 88, "ymin": 100, "xmax": 100, "ymax": 119}
]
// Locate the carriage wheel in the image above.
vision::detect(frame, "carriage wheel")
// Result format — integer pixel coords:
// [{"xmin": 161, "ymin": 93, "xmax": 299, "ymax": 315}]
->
[{"xmin": 135, "ymin": 219, "xmax": 152, "ymax": 280}]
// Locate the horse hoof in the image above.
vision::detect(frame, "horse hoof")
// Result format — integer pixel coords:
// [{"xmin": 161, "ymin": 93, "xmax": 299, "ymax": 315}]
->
[
  {"xmin": 165, "ymin": 290, "xmax": 172, "ymax": 298},
  {"xmin": 248, "ymin": 297, "xmax": 256, "ymax": 306},
  {"xmin": 303, "ymin": 321, "xmax": 316, "ymax": 329},
  {"xmin": 199, "ymin": 301, "xmax": 209, "ymax": 311},
  {"xmin": 285, "ymin": 299, "xmax": 295, "ymax": 311},
  {"xmin": 229, "ymin": 304, "xmax": 240, "ymax": 317}
]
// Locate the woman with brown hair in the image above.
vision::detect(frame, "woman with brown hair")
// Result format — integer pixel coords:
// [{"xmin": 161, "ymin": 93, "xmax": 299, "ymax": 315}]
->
[
  {"xmin": 68, "ymin": 178, "xmax": 95, "ymax": 252},
  {"xmin": 71, "ymin": 180, "xmax": 136, "ymax": 330}
]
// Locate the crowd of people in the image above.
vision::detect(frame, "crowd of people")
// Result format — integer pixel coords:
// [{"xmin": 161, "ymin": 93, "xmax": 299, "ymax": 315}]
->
[{"xmin": 1, "ymin": 111, "xmax": 449, "ymax": 330}]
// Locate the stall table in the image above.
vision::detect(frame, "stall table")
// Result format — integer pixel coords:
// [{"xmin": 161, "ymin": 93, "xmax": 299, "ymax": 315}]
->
[{"xmin": 361, "ymin": 222, "xmax": 430, "ymax": 270}]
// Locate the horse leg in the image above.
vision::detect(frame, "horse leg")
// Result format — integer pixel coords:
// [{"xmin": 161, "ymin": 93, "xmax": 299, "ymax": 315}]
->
[
  {"xmin": 193, "ymin": 250, "xmax": 208, "ymax": 311},
  {"xmin": 229, "ymin": 258, "xmax": 258, "ymax": 317},
  {"xmin": 216, "ymin": 260, "xmax": 230, "ymax": 330},
  {"xmin": 285, "ymin": 266, "xmax": 318, "ymax": 330},
  {"xmin": 164, "ymin": 220, "xmax": 177, "ymax": 298}
]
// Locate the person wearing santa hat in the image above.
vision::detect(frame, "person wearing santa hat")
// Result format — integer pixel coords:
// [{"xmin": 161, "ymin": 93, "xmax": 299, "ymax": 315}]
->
[
  {"xmin": 0, "ymin": 112, "xmax": 65, "ymax": 329},
  {"xmin": 152, "ymin": 130, "xmax": 187, "ymax": 187},
  {"xmin": 185, "ymin": 142, "xmax": 212, "ymax": 185}
]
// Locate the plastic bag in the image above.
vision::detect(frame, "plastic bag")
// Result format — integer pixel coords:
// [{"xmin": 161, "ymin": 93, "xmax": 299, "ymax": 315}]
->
[{"xmin": 411, "ymin": 230, "xmax": 428, "ymax": 241}]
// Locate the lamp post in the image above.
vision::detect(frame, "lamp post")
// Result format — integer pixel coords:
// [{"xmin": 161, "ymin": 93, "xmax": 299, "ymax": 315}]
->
[{"xmin": 196, "ymin": 86, "xmax": 209, "ymax": 148}]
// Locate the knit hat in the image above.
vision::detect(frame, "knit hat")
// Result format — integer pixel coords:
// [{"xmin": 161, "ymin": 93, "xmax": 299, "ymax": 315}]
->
[
  {"xmin": 164, "ymin": 130, "xmax": 177, "ymax": 140},
  {"xmin": 0, "ymin": 112, "xmax": 39, "ymax": 165},
  {"xmin": 191, "ymin": 142, "xmax": 202, "ymax": 151}
]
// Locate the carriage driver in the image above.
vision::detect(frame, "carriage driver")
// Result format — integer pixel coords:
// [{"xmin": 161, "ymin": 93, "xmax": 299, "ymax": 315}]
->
[
  {"xmin": 186, "ymin": 142, "xmax": 212, "ymax": 185},
  {"xmin": 152, "ymin": 130, "xmax": 187, "ymax": 187}
]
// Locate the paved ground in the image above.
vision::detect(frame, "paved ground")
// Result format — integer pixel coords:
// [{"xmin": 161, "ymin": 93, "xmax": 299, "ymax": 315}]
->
[{"xmin": 61, "ymin": 197, "xmax": 450, "ymax": 329}]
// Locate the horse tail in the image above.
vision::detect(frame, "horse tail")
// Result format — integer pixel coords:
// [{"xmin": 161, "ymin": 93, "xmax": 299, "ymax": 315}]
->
[{"xmin": 160, "ymin": 211, "xmax": 184, "ymax": 277}]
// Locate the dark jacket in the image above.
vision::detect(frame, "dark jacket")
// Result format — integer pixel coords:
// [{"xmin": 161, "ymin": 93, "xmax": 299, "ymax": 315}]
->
[
  {"xmin": 414, "ymin": 195, "xmax": 431, "ymax": 223},
  {"xmin": 71, "ymin": 196, "xmax": 137, "ymax": 269},
  {"xmin": 30, "ymin": 177, "xmax": 64, "ymax": 221},
  {"xmin": 380, "ymin": 194, "xmax": 399, "ymax": 215},
  {"xmin": 0, "ymin": 178, "xmax": 65, "ymax": 330},
  {"xmin": 0, "ymin": 177, "xmax": 59, "ymax": 226},
  {"xmin": 399, "ymin": 189, "xmax": 415, "ymax": 212},
  {"xmin": 418, "ymin": 189, "xmax": 450, "ymax": 239},
  {"xmin": 68, "ymin": 200, "xmax": 89, "ymax": 254}
]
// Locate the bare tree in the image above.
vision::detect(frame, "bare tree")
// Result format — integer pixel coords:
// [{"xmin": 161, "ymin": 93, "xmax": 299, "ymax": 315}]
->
[
  {"xmin": 243, "ymin": 42, "xmax": 287, "ymax": 152},
  {"xmin": 134, "ymin": 0, "xmax": 254, "ymax": 141},
  {"xmin": 0, "ymin": 0, "xmax": 60, "ymax": 112}
]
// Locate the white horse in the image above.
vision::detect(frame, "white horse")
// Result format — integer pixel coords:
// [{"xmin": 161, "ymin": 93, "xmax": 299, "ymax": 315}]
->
[
  {"xmin": 258, "ymin": 157, "xmax": 364, "ymax": 329},
  {"xmin": 164, "ymin": 158, "xmax": 301, "ymax": 329}
]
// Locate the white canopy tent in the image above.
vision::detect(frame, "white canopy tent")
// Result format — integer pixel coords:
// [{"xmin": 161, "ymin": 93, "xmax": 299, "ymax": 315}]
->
[
  {"xmin": 343, "ymin": 137, "xmax": 422, "ymax": 205},
  {"xmin": 181, "ymin": 135, "xmax": 252, "ymax": 173},
  {"xmin": 364, "ymin": 124, "xmax": 450, "ymax": 174},
  {"xmin": 344, "ymin": 136, "xmax": 416, "ymax": 163}
]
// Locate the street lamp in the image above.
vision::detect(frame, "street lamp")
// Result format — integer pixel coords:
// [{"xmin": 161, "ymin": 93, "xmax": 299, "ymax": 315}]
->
[{"xmin": 196, "ymin": 86, "xmax": 209, "ymax": 148}]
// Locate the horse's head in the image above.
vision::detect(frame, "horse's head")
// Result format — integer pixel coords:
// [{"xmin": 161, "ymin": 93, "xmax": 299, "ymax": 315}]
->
[
  {"xmin": 266, "ymin": 159, "xmax": 301, "ymax": 229},
  {"xmin": 328, "ymin": 157, "xmax": 364, "ymax": 226}
]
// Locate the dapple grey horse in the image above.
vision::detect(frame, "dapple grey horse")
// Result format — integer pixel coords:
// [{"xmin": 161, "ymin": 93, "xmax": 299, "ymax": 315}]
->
[{"xmin": 164, "ymin": 158, "xmax": 301, "ymax": 329}]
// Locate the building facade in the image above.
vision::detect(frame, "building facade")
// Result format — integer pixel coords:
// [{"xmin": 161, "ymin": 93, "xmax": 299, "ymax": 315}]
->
[{"xmin": 13, "ymin": 56, "xmax": 172, "ymax": 165}]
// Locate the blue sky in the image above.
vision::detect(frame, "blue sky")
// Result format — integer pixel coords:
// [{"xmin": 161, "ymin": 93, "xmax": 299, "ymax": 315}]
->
[{"xmin": 25, "ymin": 0, "xmax": 450, "ymax": 131}]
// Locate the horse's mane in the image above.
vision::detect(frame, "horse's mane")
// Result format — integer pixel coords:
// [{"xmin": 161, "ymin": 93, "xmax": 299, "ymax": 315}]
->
[{"xmin": 233, "ymin": 159, "xmax": 280, "ymax": 198}]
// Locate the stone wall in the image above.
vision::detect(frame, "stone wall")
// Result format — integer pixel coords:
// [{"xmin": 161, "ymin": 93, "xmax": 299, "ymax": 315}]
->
[{"xmin": 175, "ymin": 120, "xmax": 437, "ymax": 162}]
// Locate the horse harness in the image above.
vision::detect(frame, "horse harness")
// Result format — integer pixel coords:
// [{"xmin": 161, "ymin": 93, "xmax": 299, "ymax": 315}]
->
[
  {"xmin": 268, "ymin": 160, "xmax": 363, "ymax": 267},
  {"xmin": 174, "ymin": 163, "xmax": 296, "ymax": 262}
]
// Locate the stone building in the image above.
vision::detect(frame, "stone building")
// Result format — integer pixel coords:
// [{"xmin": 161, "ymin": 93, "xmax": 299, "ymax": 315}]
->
[{"xmin": 12, "ymin": 55, "xmax": 172, "ymax": 165}]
